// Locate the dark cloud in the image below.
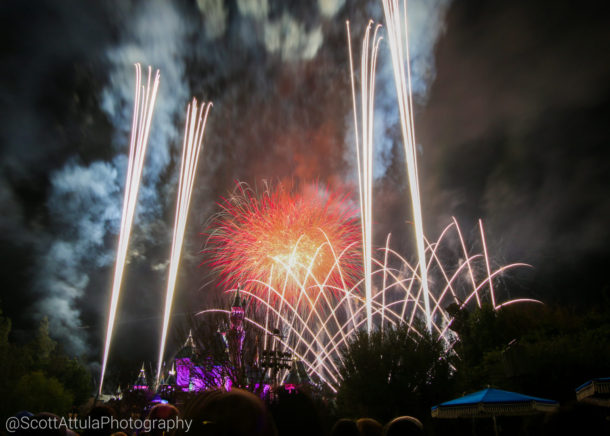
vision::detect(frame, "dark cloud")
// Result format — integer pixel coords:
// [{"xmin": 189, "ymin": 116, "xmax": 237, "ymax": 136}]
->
[{"xmin": 418, "ymin": 0, "xmax": 610, "ymax": 302}]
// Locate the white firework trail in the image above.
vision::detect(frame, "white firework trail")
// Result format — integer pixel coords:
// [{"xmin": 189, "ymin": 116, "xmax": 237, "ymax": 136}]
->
[
  {"xmin": 99, "ymin": 64, "xmax": 160, "ymax": 395},
  {"xmin": 347, "ymin": 20, "xmax": 383, "ymax": 333},
  {"xmin": 479, "ymin": 219, "xmax": 496, "ymax": 309},
  {"xmin": 200, "ymin": 220, "xmax": 538, "ymax": 391},
  {"xmin": 382, "ymin": 0, "xmax": 433, "ymax": 332},
  {"xmin": 156, "ymin": 98, "xmax": 212, "ymax": 387}
]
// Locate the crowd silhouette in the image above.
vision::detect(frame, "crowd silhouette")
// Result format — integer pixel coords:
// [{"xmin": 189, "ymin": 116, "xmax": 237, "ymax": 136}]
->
[{"xmin": 7, "ymin": 388, "xmax": 426, "ymax": 436}]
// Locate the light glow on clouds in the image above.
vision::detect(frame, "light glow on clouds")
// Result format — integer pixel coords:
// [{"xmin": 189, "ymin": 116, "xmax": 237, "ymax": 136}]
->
[
  {"xmin": 197, "ymin": 0, "xmax": 228, "ymax": 39},
  {"xmin": 318, "ymin": 0, "xmax": 346, "ymax": 19},
  {"xmin": 264, "ymin": 14, "xmax": 323, "ymax": 61}
]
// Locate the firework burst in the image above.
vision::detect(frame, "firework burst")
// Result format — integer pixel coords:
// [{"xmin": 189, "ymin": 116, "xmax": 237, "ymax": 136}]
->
[{"xmin": 203, "ymin": 183, "xmax": 362, "ymax": 304}]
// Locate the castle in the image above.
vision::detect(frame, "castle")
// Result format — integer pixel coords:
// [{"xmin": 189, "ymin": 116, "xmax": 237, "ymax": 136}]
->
[{"xmin": 128, "ymin": 289, "xmax": 310, "ymax": 397}]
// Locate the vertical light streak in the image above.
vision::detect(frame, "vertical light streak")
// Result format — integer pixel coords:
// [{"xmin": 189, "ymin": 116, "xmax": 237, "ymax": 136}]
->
[
  {"xmin": 347, "ymin": 20, "xmax": 383, "ymax": 333},
  {"xmin": 155, "ymin": 98, "xmax": 212, "ymax": 386},
  {"xmin": 99, "ymin": 64, "xmax": 160, "ymax": 395},
  {"xmin": 382, "ymin": 0, "xmax": 433, "ymax": 331}
]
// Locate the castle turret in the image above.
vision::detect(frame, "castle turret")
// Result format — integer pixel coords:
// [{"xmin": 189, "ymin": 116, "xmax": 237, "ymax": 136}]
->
[
  {"xmin": 227, "ymin": 287, "xmax": 246, "ymax": 368},
  {"xmin": 181, "ymin": 330, "xmax": 196, "ymax": 355},
  {"xmin": 175, "ymin": 330, "xmax": 202, "ymax": 390},
  {"xmin": 133, "ymin": 363, "xmax": 148, "ymax": 390}
]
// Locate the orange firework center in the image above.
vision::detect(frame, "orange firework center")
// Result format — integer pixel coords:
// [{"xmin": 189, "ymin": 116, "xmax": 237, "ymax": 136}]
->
[
  {"xmin": 263, "ymin": 233, "xmax": 332, "ymax": 284},
  {"xmin": 205, "ymin": 184, "xmax": 361, "ymax": 303},
  {"xmin": 246, "ymin": 212, "xmax": 341, "ymax": 293}
]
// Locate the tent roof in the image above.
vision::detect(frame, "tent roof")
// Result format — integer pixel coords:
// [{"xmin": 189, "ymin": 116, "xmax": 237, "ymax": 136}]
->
[
  {"xmin": 431, "ymin": 388, "xmax": 559, "ymax": 418},
  {"xmin": 436, "ymin": 388, "xmax": 558, "ymax": 407}
]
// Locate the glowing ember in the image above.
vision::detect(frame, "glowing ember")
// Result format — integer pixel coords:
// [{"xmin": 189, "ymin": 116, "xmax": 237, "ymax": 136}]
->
[{"xmin": 204, "ymin": 184, "xmax": 362, "ymax": 302}]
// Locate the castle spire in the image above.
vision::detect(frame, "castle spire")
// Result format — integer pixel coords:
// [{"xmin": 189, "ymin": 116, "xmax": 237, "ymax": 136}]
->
[
  {"xmin": 134, "ymin": 362, "xmax": 148, "ymax": 390},
  {"xmin": 184, "ymin": 329, "xmax": 195, "ymax": 348},
  {"xmin": 228, "ymin": 286, "xmax": 246, "ymax": 369},
  {"xmin": 232, "ymin": 284, "xmax": 245, "ymax": 308}
]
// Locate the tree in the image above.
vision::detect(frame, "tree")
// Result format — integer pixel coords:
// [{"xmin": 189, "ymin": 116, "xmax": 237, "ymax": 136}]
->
[
  {"xmin": 13, "ymin": 371, "xmax": 73, "ymax": 415},
  {"xmin": 336, "ymin": 323, "xmax": 454, "ymax": 423},
  {"xmin": 45, "ymin": 354, "xmax": 92, "ymax": 406},
  {"xmin": 0, "ymin": 304, "xmax": 10, "ymax": 347},
  {"xmin": 450, "ymin": 303, "xmax": 610, "ymax": 402},
  {"xmin": 33, "ymin": 316, "xmax": 56, "ymax": 361},
  {"xmin": 0, "ymin": 307, "xmax": 92, "ymax": 418}
]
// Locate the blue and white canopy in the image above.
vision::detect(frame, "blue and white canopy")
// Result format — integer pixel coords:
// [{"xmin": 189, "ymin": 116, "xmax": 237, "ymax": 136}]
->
[{"xmin": 431, "ymin": 388, "xmax": 559, "ymax": 418}]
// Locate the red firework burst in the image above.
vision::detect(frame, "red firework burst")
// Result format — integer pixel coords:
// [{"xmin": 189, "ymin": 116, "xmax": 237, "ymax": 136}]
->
[{"xmin": 203, "ymin": 183, "xmax": 362, "ymax": 303}]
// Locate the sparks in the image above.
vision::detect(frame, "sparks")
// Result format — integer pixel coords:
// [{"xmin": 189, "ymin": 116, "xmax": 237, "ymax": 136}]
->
[
  {"xmin": 155, "ymin": 98, "xmax": 212, "ymax": 388},
  {"xmin": 382, "ymin": 0, "xmax": 433, "ymax": 332},
  {"xmin": 203, "ymin": 183, "xmax": 362, "ymax": 304},
  {"xmin": 99, "ymin": 64, "xmax": 160, "ymax": 395},
  {"xmin": 201, "ymin": 219, "xmax": 534, "ymax": 390},
  {"xmin": 347, "ymin": 19, "xmax": 383, "ymax": 333}
]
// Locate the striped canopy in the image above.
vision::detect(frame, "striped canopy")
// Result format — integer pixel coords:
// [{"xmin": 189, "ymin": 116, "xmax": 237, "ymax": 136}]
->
[{"xmin": 431, "ymin": 388, "xmax": 559, "ymax": 418}]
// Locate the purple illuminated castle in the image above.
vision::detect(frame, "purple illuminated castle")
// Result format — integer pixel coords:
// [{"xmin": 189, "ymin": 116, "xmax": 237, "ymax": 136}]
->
[
  {"xmin": 171, "ymin": 289, "xmax": 248, "ymax": 392},
  {"xmin": 126, "ymin": 288, "xmax": 310, "ymax": 397},
  {"xmin": 174, "ymin": 330, "xmax": 204, "ymax": 391}
]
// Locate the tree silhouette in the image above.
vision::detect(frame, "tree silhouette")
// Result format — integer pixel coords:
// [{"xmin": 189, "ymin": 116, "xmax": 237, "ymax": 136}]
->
[
  {"xmin": 0, "ymin": 305, "xmax": 91, "ymax": 418},
  {"xmin": 336, "ymin": 322, "xmax": 454, "ymax": 423}
]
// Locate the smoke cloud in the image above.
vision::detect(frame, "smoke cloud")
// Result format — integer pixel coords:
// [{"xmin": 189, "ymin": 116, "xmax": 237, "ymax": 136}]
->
[
  {"xmin": 23, "ymin": 0, "xmax": 362, "ymax": 356},
  {"xmin": 34, "ymin": 161, "xmax": 121, "ymax": 354},
  {"xmin": 33, "ymin": 0, "xmax": 194, "ymax": 355}
]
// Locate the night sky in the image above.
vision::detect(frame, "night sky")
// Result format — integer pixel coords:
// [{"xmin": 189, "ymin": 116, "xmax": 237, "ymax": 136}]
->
[{"xmin": 1, "ymin": 0, "xmax": 609, "ymax": 373}]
